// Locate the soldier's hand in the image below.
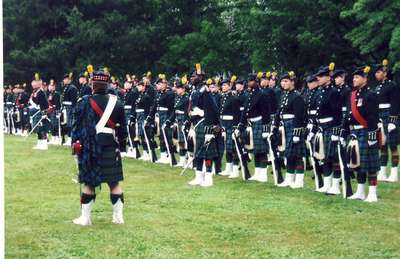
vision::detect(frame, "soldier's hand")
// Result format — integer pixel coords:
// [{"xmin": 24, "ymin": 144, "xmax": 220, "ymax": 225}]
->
[
  {"xmin": 331, "ymin": 135, "xmax": 339, "ymax": 142},
  {"xmin": 388, "ymin": 123, "xmax": 397, "ymax": 132},
  {"xmin": 164, "ymin": 120, "xmax": 171, "ymax": 128},
  {"xmin": 129, "ymin": 117, "xmax": 136, "ymax": 127},
  {"xmin": 367, "ymin": 131, "xmax": 378, "ymax": 147},
  {"xmin": 306, "ymin": 132, "xmax": 314, "ymax": 143},
  {"xmin": 293, "ymin": 136, "xmax": 300, "ymax": 143},
  {"xmin": 184, "ymin": 120, "xmax": 191, "ymax": 129},
  {"xmin": 340, "ymin": 137, "xmax": 346, "ymax": 147},
  {"xmin": 204, "ymin": 134, "xmax": 214, "ymax": 143}
]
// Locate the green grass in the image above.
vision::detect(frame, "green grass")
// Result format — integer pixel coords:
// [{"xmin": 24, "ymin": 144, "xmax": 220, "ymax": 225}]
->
[{"xmin": 5, "ymin": 134, "xmax": 400, "ymax": 258}]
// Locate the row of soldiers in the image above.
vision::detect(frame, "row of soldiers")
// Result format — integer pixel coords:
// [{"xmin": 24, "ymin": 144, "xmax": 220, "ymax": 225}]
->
[
  {"xmin": 3, "ymin": 71, "xmax": 93, "ymax": 148},
  {"xmin": 5, "ymin": 61, "xmax": 399, "ymax": 206}
]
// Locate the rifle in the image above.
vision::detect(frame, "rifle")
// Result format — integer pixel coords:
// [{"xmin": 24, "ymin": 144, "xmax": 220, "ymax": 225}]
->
[
  {"xmin": 306, "ymin": 140, "xmax": 319, "ymax": 191},
  {"xmin": 180, "ymin": 138, "xmax": 212, "ymax": 176},
  {"xmin": 266, "ymin": 133, "xmax": 278, "ymax": 185},
  {"xmin": 161, "ymin": 124, "xmax": 174, "ymax": 166},
  {"xmin": 232, "ymin": 128, "xmax": 251, "ymax": 180},
  {"xmin": 142, "ymin": 123, "xmax": 156, "ymax": 162}
]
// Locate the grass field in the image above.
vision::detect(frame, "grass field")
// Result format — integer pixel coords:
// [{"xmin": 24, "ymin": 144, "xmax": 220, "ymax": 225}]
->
[{"xmin": 5, "ymin": 134, "xmax": 400, "ymax": 258}]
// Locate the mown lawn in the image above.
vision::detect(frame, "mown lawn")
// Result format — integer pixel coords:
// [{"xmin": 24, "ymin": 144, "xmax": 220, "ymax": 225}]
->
[{"xmin": 4, "ymin": 134, "xmax": 400, "ymax": 258}]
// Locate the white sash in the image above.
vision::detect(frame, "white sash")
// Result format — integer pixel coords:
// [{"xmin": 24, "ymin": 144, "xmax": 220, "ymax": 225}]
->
[{"xmin": 95, "ymin": 94, "xmax": 117, "ymax": 135}]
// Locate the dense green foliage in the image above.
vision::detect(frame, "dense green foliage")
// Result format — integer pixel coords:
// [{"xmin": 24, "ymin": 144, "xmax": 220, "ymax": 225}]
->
[
  {"xmin": 4, "ymin": 0, "xmax": 400, "ymax": 84},
  {"xmin": 5, "ymin": 135, "xmax": 400, "ymax": 257}
]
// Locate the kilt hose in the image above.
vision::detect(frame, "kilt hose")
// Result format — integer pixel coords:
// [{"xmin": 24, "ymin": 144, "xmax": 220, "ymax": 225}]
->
[
  {"xmin": 348, "ymin": 128, "xmax": 380, "ymax": 174},
  {"xmin": 379, "ymin": 109, "xmax": 398, "ymax": 149},
  {"xmin": 283, "ymin": 119, "xmax": 306, "ymax": 159}
]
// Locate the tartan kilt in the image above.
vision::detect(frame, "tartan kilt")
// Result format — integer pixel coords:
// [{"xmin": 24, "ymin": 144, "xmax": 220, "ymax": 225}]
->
[
  {"xmin": 379, "ymin": 109, "xmax": 398, "ymax": 149},
  {"xmin": 221, "ymin": 120, "xmax": 235, "ymax": 153},
  {"xmin": 348, "ymin": 128, "xmax": 380, "ymax": 173},
  {"xmin": 136, "ymin": 112, "xmax": 146, "ymax": 137},
  {"xmin": 80, "ymin": 143, "xmax": 124, "ymax": 184},
  {"xmin": 30, "ymin": 108, "xmax": 45, "ymax": 133},
  {"xmin": 124, "ymin": 109, "xmax": 131, "ymax": 122},
  {"xmin": 158, "ymin": 111, "xmax": 169, "ymax": 126},
  {"xmin": 251, "ymin": 120, "xmax": 268, "ymax": 154},
  {"xmin": 65, "ymin": 106, "xmax": 75, "ymax": 128},
  {"xmin": 322, "ymin": 127, "xmax": 338, "ymax": 162},
  {"xmin": 49, "ymin": 111, "xmax": 59, "ymax": 133},
  {"xmin": 194, "ymin": 120, "xmax": 205, "ymax": 158},
  {"xmin": 204, "ymin": 133, "xmax": 224, "ymax": 160},
  {"xmin": 21, "ymin": 108, "xmax": 30, "ymax": 127},
  {"xmin": 176, "ymin": 114, "xmax": 186, "ymax": 144},
  {"xmin": 283, "ymin": 119, "xmax": 306, "ymax": 158}
]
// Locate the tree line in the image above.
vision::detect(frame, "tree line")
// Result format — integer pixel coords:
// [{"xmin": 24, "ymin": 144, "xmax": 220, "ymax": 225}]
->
[{"xmin": 4, "ymin": 0, "xmax": 400, "ymax": 84}]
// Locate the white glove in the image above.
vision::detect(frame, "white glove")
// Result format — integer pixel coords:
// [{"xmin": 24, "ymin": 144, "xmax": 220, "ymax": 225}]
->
[
  {"xmin": 233, "ymin": 129, "xmax": 240, "ymax": 137},
  {"xmin": 378, "ymin": 122, "xmax": 383, "ymax": 129},
  {"xmin": 41, "ymin": 115, "xmax": 47, "ymax": 120},
  {"xmin": 192, "ymin": 107, "xmax": 204, "ymax": 117},
  {"xmin": 368, "ymin": 140, "xmax": 377, "ymax": 146},
  {"xmin": 331, "ymin": 135, "xmax": 339, "ymax": 142},
  {"xmin": 388, "ymin": 123, "xmax": 397, "ymax": 132},
  {"xmin": 205, "ymin": 134, "xmax": 214, "ymax": 143},
  {"xmin": 262, "ymin": 132, "xmax": 269, "ymax": 139},
  {"xmin": 293, "ymin": 136, "xmax": 300, "ymax": 143},
  {"xmin": 306, "ymin": 133, "xmax": 314, "ymax": 142},
  {"xmin": 188, "ymin": 128, "xmax": 195, "ymax": 138},
  {"xmin": 340, "ymin": 137, "xmax": 346, "ymax": 146},
  {"xmin": 306, "ymin": 123, "xmax": 313, "ymax": 131}
]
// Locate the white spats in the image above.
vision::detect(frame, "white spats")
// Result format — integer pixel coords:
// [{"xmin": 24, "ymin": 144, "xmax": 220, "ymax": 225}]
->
[
  {"xmin": 377, "ymin": 166, "xmax": 388, "ymax": 181},
  {"xmin": 72, "ymin": 200, "xmax": 93, "ymax": 226},
  {"xmin": 156, "ymin": 152, "xmax": 169, "ymax": 164},
  {"xmin": 364, "ymin": 185, "xmax": 378, "ymax": 203},
  {"xmin": 176, "ymin": 156, "xmax": 187, "ymax": 168},
  {"xmin": 112, "ymin": 199, "xmax": 124, "ymax": 224},
  {"xmin": 278, "ymin": 173, "xmax": 295, "ymax": 187},
  {"xmin": 228, "ymin": 164, "xmax": 240, "ymax": 179},
  {"xmin": 63, "ymin": 137, "xmax": 72, "ymax": 146},
  {"xmin": 200, "ymin": 173, "xmax": 213, "ymax": 187},
  {"xmin": 386, "ymin": 167, "xmax": 399, "ymax": 182},
  {"xmin": 327, "ymin": 178, "xmax": 341, "ymax": 195},
  {"xmin": 290, "ymin": 174, "xmax": 304, "ymax": 189},
  {"xmin": 348, "ymin": 183, "xmax": 366, "ymax": 200},
  {"xmin": 33, "ymin": 139, "xmax": 48, "ymax": 150},
  {"xmin": 139, "ymin": 151, "xmax": 150, "ymax": 161},
  {"xmin": 220, "ymin": 163, "xmax": 232, "ymax": 176},
  {"xmin": 188, "ymin": 170, "xmax": 204, "ymax": 186},
  {"xmin": 248, "ymin": 168, "xmax": 260, "ymax": 181},
  {"xmin": 231, "ymin": 165, "xmax": 240, "ymax": 179},
  {"xmin": 256, "ymin": 167, "xmax": 268, "ymax": 183},
  {"xmin": 124, "ymin": 148, "xmax": 137, "ymax": 158},
  {"xmin": 317, "ymin": 175, "xmax": 332, "ymax": 193}
]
